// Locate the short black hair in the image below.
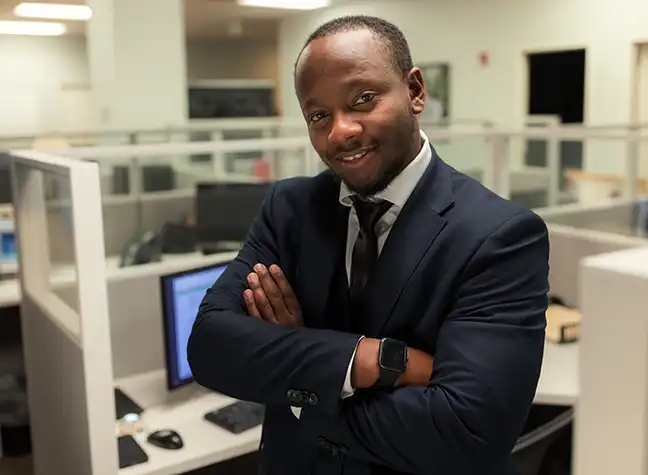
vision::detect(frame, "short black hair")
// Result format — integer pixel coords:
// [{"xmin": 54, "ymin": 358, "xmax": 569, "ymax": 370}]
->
[{"xmin": 294, "ymin": 15, "xmax": 413, "ymax": 78}]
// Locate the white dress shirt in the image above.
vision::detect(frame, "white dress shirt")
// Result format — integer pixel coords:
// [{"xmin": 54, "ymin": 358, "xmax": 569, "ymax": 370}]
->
[{"xmin": 291, "ymin": 130, "xmax": 432, "ymax": 418}]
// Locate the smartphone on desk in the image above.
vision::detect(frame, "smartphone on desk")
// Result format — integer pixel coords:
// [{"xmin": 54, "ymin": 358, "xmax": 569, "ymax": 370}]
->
[{"xmin": 118, "ymin": 435, "xmax": 149, "ymax": 469}]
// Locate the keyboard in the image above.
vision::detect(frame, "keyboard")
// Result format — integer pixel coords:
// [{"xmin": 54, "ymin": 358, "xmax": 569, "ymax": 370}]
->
[{"xmin": 204, "ymin": 401, "xmax": 265, "ymax": 434}]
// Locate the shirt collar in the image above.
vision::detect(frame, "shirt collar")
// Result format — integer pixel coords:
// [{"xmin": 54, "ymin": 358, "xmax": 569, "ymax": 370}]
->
[{"xmin": 339, "ymin": 130, "xmax": 432, "ymax": 209}]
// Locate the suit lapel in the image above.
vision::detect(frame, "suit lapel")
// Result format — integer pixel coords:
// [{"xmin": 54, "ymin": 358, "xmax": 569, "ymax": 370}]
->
[
  {"xmin": 297, "ymin": 172, "xmax": 350, "ymax": 329},
  {"xmin": 362, "ymin": 153, "xmax": 455, "ymax": 336}
]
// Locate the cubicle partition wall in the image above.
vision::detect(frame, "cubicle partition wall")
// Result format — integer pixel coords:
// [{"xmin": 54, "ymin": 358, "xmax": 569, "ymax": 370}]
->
[
  {"xmin": 6, "ymin": 151, "xmax": 117, "ymax": 475},
  {"xmin": 577, "ymin": 247, "xmax": 648, "ymax": 475},
  {"xmin": 539, "ymin": 198, "xmax": 648, "ymax": 306},
  {"xmin": 60, "ymin": 138, "xmax": 313, "ymax": 258},
  {"xmin": 26, "ymin": 126, "xmax": 641, "ymax": 261}
]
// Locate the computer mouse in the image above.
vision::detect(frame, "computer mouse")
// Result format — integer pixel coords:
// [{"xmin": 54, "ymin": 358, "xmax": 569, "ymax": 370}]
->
[{"xmin": 147, "ymin": 429, "xmax": 184, "ymax": 450}]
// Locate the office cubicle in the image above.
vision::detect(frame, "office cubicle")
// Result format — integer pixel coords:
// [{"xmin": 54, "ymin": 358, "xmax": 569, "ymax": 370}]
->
[{"xmin": 3, "ymin": 126, "xmax": 648, "ymax": 474}]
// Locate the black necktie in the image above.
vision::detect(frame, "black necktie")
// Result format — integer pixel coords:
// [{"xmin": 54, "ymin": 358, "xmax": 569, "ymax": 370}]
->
[{"xmin": 349, "ymin": 197, "xmax": 392, "ymax": 309}]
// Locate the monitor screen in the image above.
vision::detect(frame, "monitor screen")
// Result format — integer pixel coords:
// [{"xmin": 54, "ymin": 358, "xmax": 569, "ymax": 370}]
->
[
  {"xmin": 160, "ymin": 262, "xmax": 230, "ymax": 390},
  {"xmin": 195, "ymin": 182, "xmax": 271, "ymax": 245}
]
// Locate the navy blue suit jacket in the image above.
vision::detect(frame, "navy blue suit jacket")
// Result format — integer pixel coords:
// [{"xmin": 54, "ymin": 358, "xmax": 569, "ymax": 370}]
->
[{"xmin": 188, "ymin": 153, "xmax": 549, "ymax": 475}]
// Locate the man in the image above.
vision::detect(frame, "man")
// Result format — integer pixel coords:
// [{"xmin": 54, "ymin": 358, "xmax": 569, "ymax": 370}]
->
[{"xmin": 188, "ymin": 15, "xmax": 549, "ymax": 475}]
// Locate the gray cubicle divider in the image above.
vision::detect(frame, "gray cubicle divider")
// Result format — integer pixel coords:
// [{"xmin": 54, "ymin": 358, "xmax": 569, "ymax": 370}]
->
[
  {"xmin": 7, "ymin": 151, "xmax": 117, "ymax": 475},
  {"xmin": 101, "ymin": 192, "xmax": 194, "ymax": 257},
  {"xmin": 45, "ymin": 191, "xmax": 195, "ymax": 264},
  {"xmin": 546, "ymin": 225, "xmax": 646, "ymax": 307},
  {"xmin": 539, "ymin": 198, "xmax": 648, "ymax": 306}
]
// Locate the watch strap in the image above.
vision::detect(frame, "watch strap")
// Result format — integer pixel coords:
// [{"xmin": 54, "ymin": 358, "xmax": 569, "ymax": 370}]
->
[{"xmin": 374, "ymin": 367, "xmax": 401, "ymax": 388}]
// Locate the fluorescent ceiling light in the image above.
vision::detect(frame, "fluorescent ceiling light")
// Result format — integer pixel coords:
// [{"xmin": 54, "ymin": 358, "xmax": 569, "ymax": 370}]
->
[
  {"xmin": 0, "ymin": 20, "xmax": 67, "ymax": 36},
  {"xmin": 237, "ymin": 0, "xmax": 331, "ymax": 10},
  {"xmin": 13, "ymin": 3, "xmax": 92, "ymax": 21}
]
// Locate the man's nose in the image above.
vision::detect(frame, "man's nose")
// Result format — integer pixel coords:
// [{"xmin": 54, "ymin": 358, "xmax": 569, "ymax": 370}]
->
[{"xmin": 328, "ymin": 113, "xmax": 362, "ymax": 146}]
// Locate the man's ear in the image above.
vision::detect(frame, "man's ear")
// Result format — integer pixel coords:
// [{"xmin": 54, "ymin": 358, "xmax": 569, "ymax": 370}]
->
[{"xmin": 408, "ymin": 67, "xmax": 425, "ymax": 115}]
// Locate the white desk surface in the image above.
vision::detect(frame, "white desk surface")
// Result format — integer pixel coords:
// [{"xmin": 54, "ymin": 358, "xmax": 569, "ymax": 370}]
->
[
  {"xmin": 535, "ymin": 341, "xmax": 579, "ymax": 406},
  {"xmin": 116, "ymin": 370, "xmax": 261, "ymax": 475}
]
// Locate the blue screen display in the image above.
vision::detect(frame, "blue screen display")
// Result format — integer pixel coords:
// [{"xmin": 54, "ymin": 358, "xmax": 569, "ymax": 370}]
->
[
  {"xmin": 163, "ymin": 263, "xmax": 228, "ymax": 388},
  {"xmin": 0, "ymin": 232, "xmax": 16, "ymax": 260}
]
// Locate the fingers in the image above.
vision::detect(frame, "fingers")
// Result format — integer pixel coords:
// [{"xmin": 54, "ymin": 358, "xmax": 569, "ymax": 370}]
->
[
  {"xmin": 247, "ymin": 272, "xmax": 277, "ymax": 323},
  {"xmin": 243, "ymin": 289, "xmax": 261, "ymax": 319},
  {"xmin": 268, "ymin": 265, "xmax": 301, "ymax": 315},
  {"xmin": 253, "ymin": 264, "xmax": 289, "ymax": 316}
]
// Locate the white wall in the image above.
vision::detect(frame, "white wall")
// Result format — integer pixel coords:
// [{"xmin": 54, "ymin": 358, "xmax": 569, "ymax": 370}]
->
[
  {"xmin": 187, "ymin": 38, "xmax": 278, "ymax": 82},
  {"xmin": 279, "ymin": 0, "xmax": 648, "ymax": 174},
  {"xmin": 0, "ymin": 35, "xmax": 279, "ymax": 137},
  {"xmin": 0, "ymin": 36, "xmax": 90, "ymax": 136}
]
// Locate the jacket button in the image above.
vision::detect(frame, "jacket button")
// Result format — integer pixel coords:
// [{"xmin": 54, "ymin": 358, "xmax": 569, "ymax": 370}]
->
[
  {"xmin": 307, "ymin": 393, "xmax": 319, "ymax": 405},
  {"xmin": 287, "ymin": 389, "xmax": 303, "ymax": 404},
  {"xmin": 316, "ymin": 436, "xmax": 330, "ymax": 451},
  {"xmin": 330, "ymin": 445, "xmax": 341, "ymax": 459}
]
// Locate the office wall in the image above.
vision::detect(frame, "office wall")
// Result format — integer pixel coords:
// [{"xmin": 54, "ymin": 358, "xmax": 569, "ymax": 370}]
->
[
  {"xmin": 0, "ymin": 35, "xmax": 280, "ymax": 137},
  {"xmin": 186, "ymin": 38, "xmax": 278, "ymax": 82},
  {"xmin": 0, "ymin": 36, "xmax": 91, "ymax": 136},
  {"xmin": 279, "ymin": 0, "xmax": 648, "ymax": 174}
]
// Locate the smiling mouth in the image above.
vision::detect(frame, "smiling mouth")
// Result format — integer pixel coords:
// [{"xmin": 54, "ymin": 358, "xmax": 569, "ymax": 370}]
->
[{"xmin": 335, "ymin": 147, "xmax": 376, "ymax": 164}]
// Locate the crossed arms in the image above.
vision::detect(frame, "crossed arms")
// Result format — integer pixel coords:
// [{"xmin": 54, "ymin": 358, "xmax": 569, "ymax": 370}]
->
[{"xmin": 187, "ymin": 186, "xmax": 549, "ymax": 474}]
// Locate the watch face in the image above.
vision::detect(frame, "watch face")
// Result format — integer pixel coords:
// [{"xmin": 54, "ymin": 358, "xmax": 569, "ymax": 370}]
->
[{"xmin": 380, "ymin": 339, "xmax": 407, "ymax": 372}]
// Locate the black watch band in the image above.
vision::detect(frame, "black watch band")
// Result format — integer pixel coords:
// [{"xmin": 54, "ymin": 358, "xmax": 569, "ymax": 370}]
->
[
  {"xmin": 374, "ymin": 367, "xmax": 401, "ymax": 388},
  {"xmin": 373, "ymin": 338, "xmax": 408, "ymax": 389}
]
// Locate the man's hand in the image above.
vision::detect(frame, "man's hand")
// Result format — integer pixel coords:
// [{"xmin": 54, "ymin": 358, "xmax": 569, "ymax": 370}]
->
[{"xmin": 244, "ymin": 263, "xmax": 303, "ymax": 327}]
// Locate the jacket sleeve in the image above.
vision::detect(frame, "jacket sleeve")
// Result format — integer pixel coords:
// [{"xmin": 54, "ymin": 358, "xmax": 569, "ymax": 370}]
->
[
  {"xmin": 187, "ymin": 182, "xmax": 361, "ymax": 415},
  {"xmin": 298, "ymin": 210, "xmax": 549, "ymax": 474}
]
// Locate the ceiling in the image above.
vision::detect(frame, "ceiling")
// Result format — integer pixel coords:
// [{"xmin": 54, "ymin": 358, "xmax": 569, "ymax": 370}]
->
[{"xmin": 0, "ymin": 0, "xmax": 302, "ymax": 39}]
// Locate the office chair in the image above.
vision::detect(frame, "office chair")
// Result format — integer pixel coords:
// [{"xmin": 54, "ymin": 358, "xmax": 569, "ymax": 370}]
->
[{"xmin": 510, "ymin": 405, "xmax": 574, "ymax": 475}]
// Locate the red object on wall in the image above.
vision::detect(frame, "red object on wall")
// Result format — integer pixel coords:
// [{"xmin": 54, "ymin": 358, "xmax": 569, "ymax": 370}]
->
[
  {"xmin": 253, "ymin": 159, "xmax": 271, "ymax": 181},
  {"xmin": 479, "ymin": 52, "xmax": 489, "ymax": 67}
]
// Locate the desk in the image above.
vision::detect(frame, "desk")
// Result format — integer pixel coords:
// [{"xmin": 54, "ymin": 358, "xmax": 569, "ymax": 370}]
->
[
  {"xmin": 116, "ymin": 370, "xmax": 261, "ymax": 475},
  {"xmin": 534, "ymin": 341, "xmax": 579, "ymax": 406}
]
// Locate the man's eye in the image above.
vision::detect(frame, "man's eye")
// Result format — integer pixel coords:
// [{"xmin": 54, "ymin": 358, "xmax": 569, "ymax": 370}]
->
[
  {"xmin": 355, "ymin": 93, "xmax": 375, "ymax": 105},
  {"xmin": 309, "ymin": 112, "xmax": 326, "ymax": 123}
]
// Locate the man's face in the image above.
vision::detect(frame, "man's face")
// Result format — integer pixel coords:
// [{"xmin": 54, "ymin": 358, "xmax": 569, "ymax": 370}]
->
[{"xmin": 295, "ymin": 29, "xmax": 425, "ymax": 197}]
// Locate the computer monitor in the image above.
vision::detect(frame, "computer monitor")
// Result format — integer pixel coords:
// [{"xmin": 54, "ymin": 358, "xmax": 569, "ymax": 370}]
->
[
  {"xmin": 142, "ymin": 165, "xmax": 175, "ymax": 192},
  {"xmin": 160, "ymin": 261, "xmax": 230, "ymax": 390},
  {"xmin": 195, "ymin": 182, "xmax": 271, "ymax": 248}
]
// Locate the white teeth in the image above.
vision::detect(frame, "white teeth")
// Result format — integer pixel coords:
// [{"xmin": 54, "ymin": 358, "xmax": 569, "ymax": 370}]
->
[{"xmin": 342, "ymin": 151, "xmax": 368, "ymax": 162}]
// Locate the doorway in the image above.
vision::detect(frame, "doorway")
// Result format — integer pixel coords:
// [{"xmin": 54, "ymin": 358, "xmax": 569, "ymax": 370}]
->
[
  {"xmin": 525, "ymin": 49, "xmax": 586, "ymax": 179},
  {"xmin": 632, "ymin": 43, "xmax": 648, "ymax": 179}
]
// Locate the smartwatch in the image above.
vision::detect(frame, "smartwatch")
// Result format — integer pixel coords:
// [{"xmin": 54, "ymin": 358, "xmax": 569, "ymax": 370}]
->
[{"xmin": 374, "ymin": 338, "xmax": 408, "ymax": 389}]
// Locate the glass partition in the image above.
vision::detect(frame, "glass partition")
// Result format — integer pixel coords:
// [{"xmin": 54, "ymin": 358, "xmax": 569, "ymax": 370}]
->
[
  {"xmin": 60, "ymin": 138, "xmax": 313, "ymax": 259},
  {"xmin": 42, "ymin": 169, "xmax": 80, "ymax": 314}
]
